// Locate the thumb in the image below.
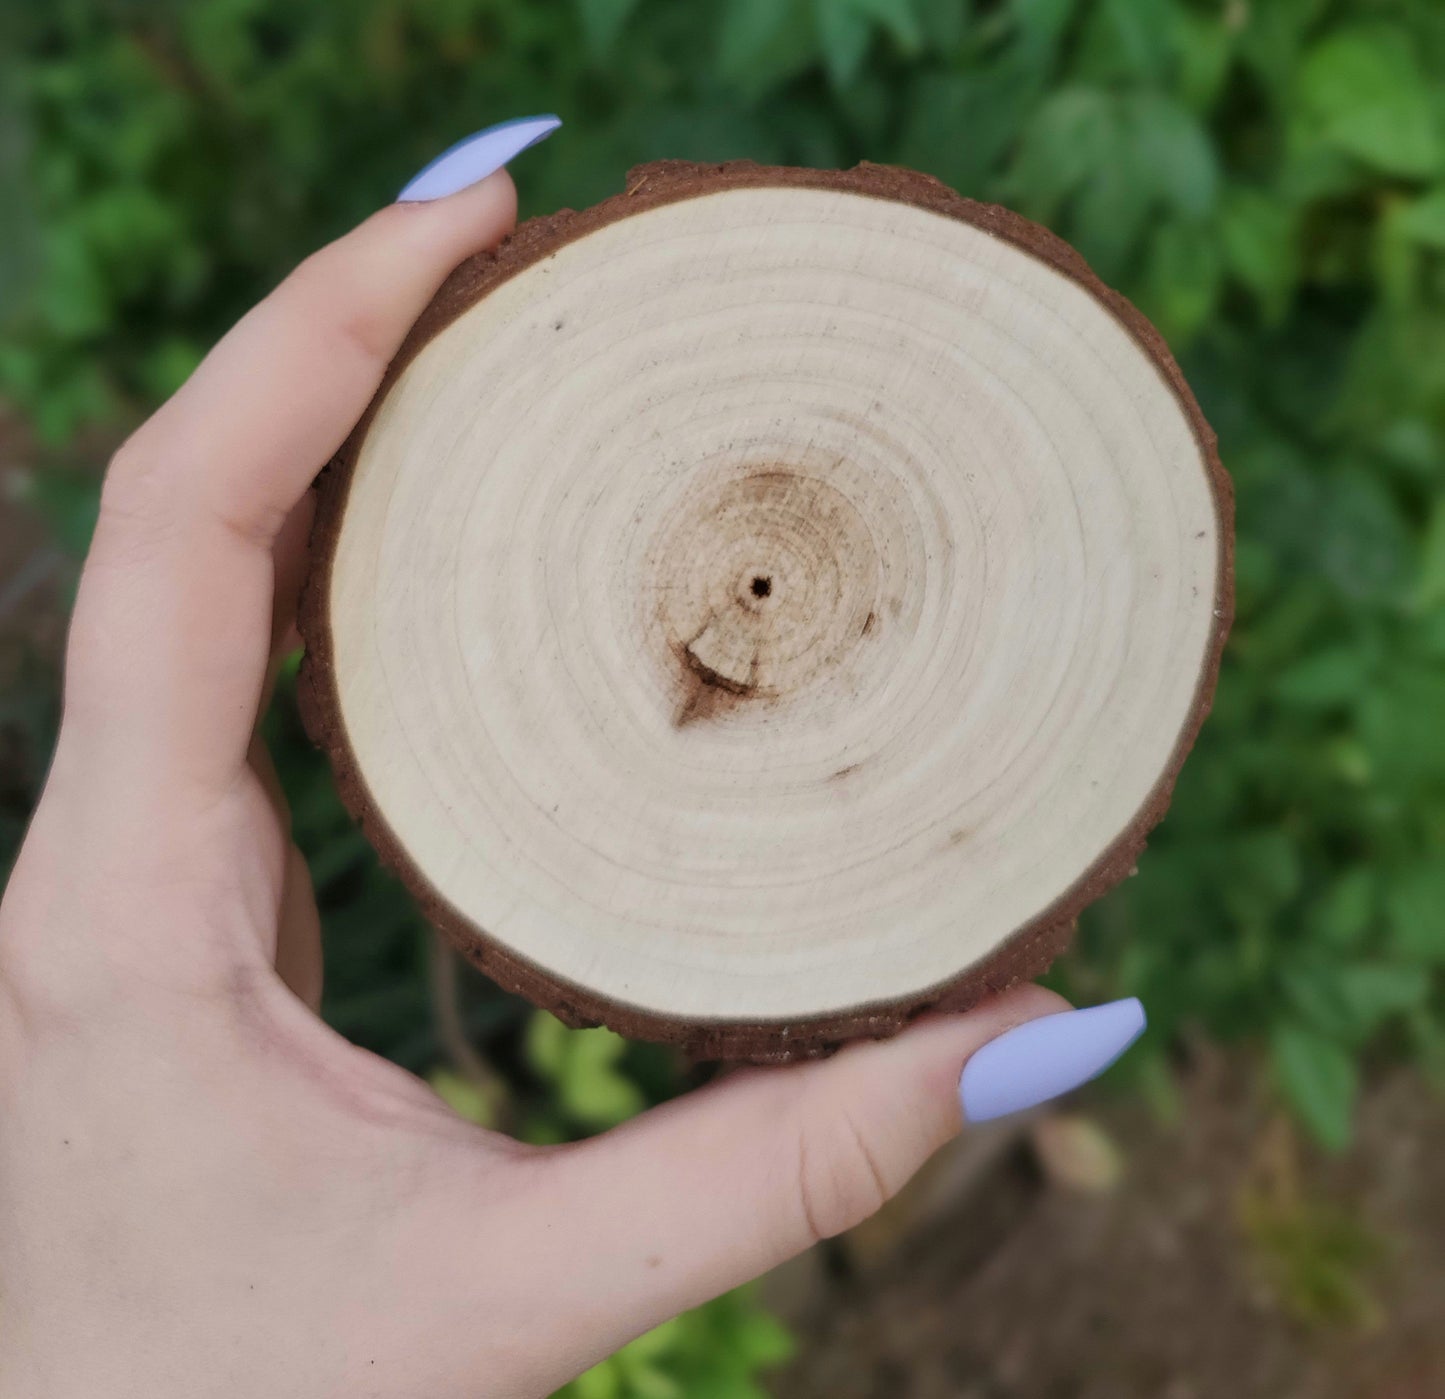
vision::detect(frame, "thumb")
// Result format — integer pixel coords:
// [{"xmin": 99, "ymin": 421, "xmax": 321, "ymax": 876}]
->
[{"xmin": 541, "ymin": 986, "xmax": 1145, "ymax": 1354}]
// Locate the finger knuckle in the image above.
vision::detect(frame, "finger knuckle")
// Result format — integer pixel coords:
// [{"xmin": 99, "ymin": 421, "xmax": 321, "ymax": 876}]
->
[
  {"xmin": 792, "ymin": 1101, "xmax": 894, "ymax": 1244},
  {"xmin": 103, "ymin": 433, "xmax": 157, "ymax": 500},
  {"xmin": 95, "ymin": 436, "xmax": 181, "ymax": 557},
  {"xmin": 289, "ymin": 246, "xmax": 396, "ymax": 369},
  {"xmin": 0, "ymin": 896, "xmax": 102, "ymax": 1044}
]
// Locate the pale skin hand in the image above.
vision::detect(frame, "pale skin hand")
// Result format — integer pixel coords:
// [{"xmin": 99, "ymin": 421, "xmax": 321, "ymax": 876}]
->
[{"xmin": 0, "ymin": 172, "xmax": 1065, "ymax": 1399}]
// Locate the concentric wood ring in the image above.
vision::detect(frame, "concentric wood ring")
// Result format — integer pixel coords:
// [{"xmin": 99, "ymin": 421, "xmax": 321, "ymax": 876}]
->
[{"xmin": 299, "ymin": 161, "xmax": 1233, "ymax": 1060}]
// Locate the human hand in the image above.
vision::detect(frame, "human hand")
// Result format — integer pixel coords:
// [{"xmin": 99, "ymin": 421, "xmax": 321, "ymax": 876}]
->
[{"xmin": 0, "ymin": 121, "xmax": 1144, "ymax": 1399}]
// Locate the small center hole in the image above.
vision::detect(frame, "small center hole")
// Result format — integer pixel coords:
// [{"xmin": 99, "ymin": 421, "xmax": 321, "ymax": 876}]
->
[{"xmin": 751, "ymin": 575, "xmax": 772, "ymax": 598}]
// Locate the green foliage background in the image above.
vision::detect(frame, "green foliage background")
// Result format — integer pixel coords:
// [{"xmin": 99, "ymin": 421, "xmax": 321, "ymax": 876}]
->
[{"xmin": 2, "ymin": 0, "xmax": 1445, "ymax": 1385}]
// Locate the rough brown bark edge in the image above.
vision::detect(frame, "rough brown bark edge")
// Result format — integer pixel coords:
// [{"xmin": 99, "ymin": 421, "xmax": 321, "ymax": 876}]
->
[{"xmin": 296, "ymin": 159, "xmax": 1235, "ymax": 1063}]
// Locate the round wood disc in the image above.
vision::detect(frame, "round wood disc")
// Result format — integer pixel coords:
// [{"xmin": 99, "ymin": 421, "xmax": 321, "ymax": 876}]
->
[{"xmin": 299, "ymin": 161, "xmax": 1232, "ymax": 1060}]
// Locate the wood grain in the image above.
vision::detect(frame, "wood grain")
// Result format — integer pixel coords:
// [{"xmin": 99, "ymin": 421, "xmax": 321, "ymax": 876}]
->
[{"xmin": 298, "ymin": 161, "xmax": 1233, "ymax": 1060}]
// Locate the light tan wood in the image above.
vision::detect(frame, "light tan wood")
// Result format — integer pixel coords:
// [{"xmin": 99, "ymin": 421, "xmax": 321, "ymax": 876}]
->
[{"xmin": 319, "ymin": 177, "xmax": 1224, "ymax": 1035}]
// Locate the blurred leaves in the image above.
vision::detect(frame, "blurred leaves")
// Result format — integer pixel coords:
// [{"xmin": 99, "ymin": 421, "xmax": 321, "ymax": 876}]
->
[
  {"xmin": 1220, "ymin": 191, "xmax": 1299, "ymax": 324},
  {"xmin": 558, "ymin": 1289, "xmax": 793, "ymax": 1399},
  {"xmin": 1008, "ymin": 86, "xmax": 1219, "ymax": 279},
  {"xmin": 1271, "ymin": 1022, "xmax": 1358, "ymax": 1152},
  {"xmin": 2, "ymin": 0, "xmax": 1444, "ymax": 1164},
  {"xmin": 429, "ymin": 1067, "xmax": 500, "ymax": 1129},
  {"xmin": 525, "ymin": 1013, "xmax": 647, "ymax": 1132},
  {"xmin": 575, "ymin": 0, "xmax": 642, "ymax": 61},
  {"xmin": 814, "ymin": 0, "xmax": 922, "ymax": 88},
  {"xmin": 1297, "ymin": 24, "xmax": 1440, "ymax": 178},
  {"xmin": 1387, "ymin": 863, "xmax": 1445, "ymax": 964},
  {"xmin": 1397, "ymin": 187, "xmax": 1445, "ymax": 250}
]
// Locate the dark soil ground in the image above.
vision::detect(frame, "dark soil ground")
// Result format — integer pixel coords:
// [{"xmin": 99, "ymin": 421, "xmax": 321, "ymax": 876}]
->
[{"xmin": 776, "ymin": 1051, "xmax": 1445, "ymax": 1399}]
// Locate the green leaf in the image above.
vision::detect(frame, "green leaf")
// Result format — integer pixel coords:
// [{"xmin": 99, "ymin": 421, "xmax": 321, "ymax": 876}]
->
[
  {"xmin": 1235, "ymin": 0, "xmax": 1327, "ymax": 82},
  {"xmin": 1373, "ymin": 203, "xmax": 1422, "ymax": 307},
  {"xmin": 139, "ymin": 336, "xmax": 204, "ymax": 399},
  {"xmin": 1282, "ymin": 961, "xmax": 1362, "ymax": 1043},
  {"xmin": 1297, "ymin": 25, "xmax": 1441, "ymax": 178},
  {"xmin": 1171, "ymin": 4, "xmax": 1235, "ymax": 111},
  {"xmin": 1129, "ymin": 94, "xmax": 1218, "ymax": 220},
  {"xmin": 1315, "ymin": 470, "xmax": 1411, "ymax": 603},
  {"xmin": 1360, "ymin": 665, "xmax": 1445, "ymax": 792},
  {"xmin": 569, "ymin": 1023, "xmax": 628, "ymax": 1073},
  {"xmin": 1336, "ymin": 963, "xmax": 1430, "ymax": 1028},
  {"xmin": 627, "ymin": 1367, "xmax": 684, "ymax": 1399},
  {"xmin": 570, "ymin": 1357, "xmax": 622, "ymax": 1399},
  {"xmin": 1396, "ymin": 188, "xmax": 1445, "ymax": 250},
  {"xmin": 1286, "ymin": 958, "xmax": 1431, "ymax": 1043},
  {"xmin": 561, "ymin": 1027, "xmax": 646, "ymax": 1128},
  {"xmin": 563, "ymin": 1068, "xmax": 645, "ymax": 1128},
  {"xmin": 1142, "ymin": 220, "xmax": 1221, "ymax": 344},
  {"xmin": 717, "ymin": 0, "xmax": 794, "ymax": 84},
  {"xmin": 1386, "ymin": 864, "xmax": 1445, "ymax": 964},
  {"xmin": 810, "ymin": 0, "xmax": 920, "ymax": 88},
  {"xmin": 1223, "ymin": 828, "xmax": 1302, "ymax": 922},
  {"xmin": 16, "ymin": 465, "xmax": 101, "ymax": 555},
  {"xmin": 1220, "ymin": 190, "xmax": 1298, "ymax": 322},
  {"xmin": 1013, "ymin": 0, "xmax": 1081, "ymax": 63},
  {"xmin": 1010, "ymin": 87, "xmax": 1117, "ymax": 216},
  {"xmin": 1072, "ymin": 153, "xmax": 1155, "ymax": 281},
  {"xmin": 915, "ymin": 0, "xmax": 968, "ymax": 53},
  {"xmin": 1271, "ymin": 1022, "xmax": 1357, "ymax": 1151},
  {"xmin": 619, "ymin": 1317, "xmax": 683, "ymax": 1365},
  {"xmin": 524, "ymin": 1010, "xmax": 570, "ymax": 1078},
  {"xmin": 574, "ymin": 0, "xmax": 642, "ymax": 59},
  {"xmin": 846, "ymin": 0, "xmax": 922, "ymax": 52},
  {"xmin": 686, "ymin": 1377, "xmax": 768, "ymax": 1399},
  {"xmin": 1071, "ymin": 0, "xmax": 1165, "ymax": 83},
  {"xmin": 732, "ymin": 1309, "xmax": 795, "ymax": 1367},
  {"xmin": 1407, "ymin": 1008, "xmax": 1445, "ymax": 1088},
  {"xmin": 427, "ymin": 1069, "xmax": 496, "ymax": 1127},
  {"xmin": 1376, "ymin": 419, "xmax": 1440, "ymax": 482},
  {"xmin": 1307, "ymin": 869, "xmax": 1378, "ymax": 951},
  {"xmin": 900, "ymin": 68, "xmax": 1039, "ymax": 194},
  {"xmin": 1274, "ymin": 646, "xmax": 1372, "ymax": 709},
  {"xmin": 518, "ymin": 1116, "xmax": 568, "ymax": 1147},
  {"xmin": 1278, "ymin": 140, "xmax": 1365, "ymax": 208},
  {"xmin": 813, "ymin": 0, "xmax": 871, "ymax": 87},
  {"xmin": 40, "ymin": 222, "xmax": 110, "ymax": 337},
  {"xmin": 715, "ymin": 0, "xmax": 824, "ymax": 101},
  {"xmin": 1417, "ymin": 497, "xmax": 1445, "ymax": 613},
  {"xmin": 1012, "ymin": 91, "xmax": 1216, "ymax": 278}
]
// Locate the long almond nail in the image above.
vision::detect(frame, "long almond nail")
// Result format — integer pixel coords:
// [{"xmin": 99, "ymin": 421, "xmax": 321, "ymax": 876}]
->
[
  {"xmin": 959, "ymin": 998, "xmax": 1146, "ymax": 1122},
  {"xmin": 397, "ymin": 115, "xmax": 561, "ymax": 203}
]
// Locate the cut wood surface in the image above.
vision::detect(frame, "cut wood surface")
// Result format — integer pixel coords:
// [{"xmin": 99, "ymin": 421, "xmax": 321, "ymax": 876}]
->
[{"xmin": 299, "ymin": 161, "xmax": 1233, "ymax": 1060}]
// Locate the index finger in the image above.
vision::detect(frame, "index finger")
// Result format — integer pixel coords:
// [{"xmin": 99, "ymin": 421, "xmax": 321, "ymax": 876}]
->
[{"xmin": 62, "ymin": 165, "xmax": 520, "ymax": 798}]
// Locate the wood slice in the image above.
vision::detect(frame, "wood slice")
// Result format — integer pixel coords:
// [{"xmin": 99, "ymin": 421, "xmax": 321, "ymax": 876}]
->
[{"xmin": 298, "ymin": 161, "xmax": 1233, "ymax": 1061}]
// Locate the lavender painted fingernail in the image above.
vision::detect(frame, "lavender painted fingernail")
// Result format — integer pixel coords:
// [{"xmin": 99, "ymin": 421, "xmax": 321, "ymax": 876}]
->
[
  {"xmin": 396, "ymin": 115, "xmax": 561, "ymax": 203},
  {"xmin": 959, "ymin": 998, "xmax": 1146, "ymax": 1123}
]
